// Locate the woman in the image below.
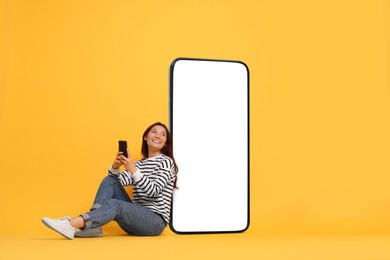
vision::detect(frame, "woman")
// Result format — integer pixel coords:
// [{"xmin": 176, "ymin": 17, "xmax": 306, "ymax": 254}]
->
[{"xmin": 42, "ymin": 122, "xmax": 178, "ymax": 239}]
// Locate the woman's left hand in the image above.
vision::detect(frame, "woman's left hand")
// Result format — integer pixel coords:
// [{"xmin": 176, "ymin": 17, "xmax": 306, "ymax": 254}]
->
[{"xmin": 119, "ymin": 149, "xmax": 137, "ymax": 174}]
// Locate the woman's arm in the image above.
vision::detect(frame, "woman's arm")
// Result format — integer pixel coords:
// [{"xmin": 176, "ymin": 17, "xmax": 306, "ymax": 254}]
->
[
  {"xmin": 107, "ymin": 151, "xmax": 134, "ymax": 186},
  {"xmin": 132, "ymin": 159, "xmax": 174, "ymax": 197},
  {"xmin": 119, "ymin": 150, "xmax": 174, "ymax": 196},
  {"xmin": 108, "ymin": 166, "xmax": 134, "ymax": 186}
]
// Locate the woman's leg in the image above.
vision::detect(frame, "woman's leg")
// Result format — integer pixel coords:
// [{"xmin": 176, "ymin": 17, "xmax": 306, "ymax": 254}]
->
[
  {"xmin": 41, "ymin": 176, "xmax": 134, "ymax": 239},
  {"xmin": 80, "ymin": 199, "xmax": 166, "ymax": 236},
  {"xmin": 74, "ymin": 175, "xmax": 131, "ymax": 237},
  {"xmin": 90, "ymin": 175, "xmax": 132, "ymax": 210}
]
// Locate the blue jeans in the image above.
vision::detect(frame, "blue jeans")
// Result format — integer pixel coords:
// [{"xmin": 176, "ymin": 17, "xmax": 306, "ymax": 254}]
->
[{"xmin": 81, "ymin": 176, "xmax": 166, "ymax": 236}]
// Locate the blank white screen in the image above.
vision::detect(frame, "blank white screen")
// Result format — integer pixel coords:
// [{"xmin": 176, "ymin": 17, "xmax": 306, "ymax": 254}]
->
[{"xmin": 170, "ymin": 59, "xmax": 249, "ymax": 233}]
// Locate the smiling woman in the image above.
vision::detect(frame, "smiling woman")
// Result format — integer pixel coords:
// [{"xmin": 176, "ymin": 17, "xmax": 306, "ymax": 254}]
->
[
  {"xmin": 41, "ymin": 122, "xmax": 179, "ymax": 239},
  {"xmin": 144, "ymin": 125, "xmax": 167, "ymax": 156}
]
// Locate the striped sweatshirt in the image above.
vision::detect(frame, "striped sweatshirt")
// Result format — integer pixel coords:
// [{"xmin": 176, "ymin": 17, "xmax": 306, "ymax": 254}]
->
[{"xmin": 108, "ymin": 154, "xmax": 176, "ymax": 224}]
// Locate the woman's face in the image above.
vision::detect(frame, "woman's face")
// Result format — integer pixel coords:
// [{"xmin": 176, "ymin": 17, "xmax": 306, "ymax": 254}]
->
[{"xmin": 144, "ymin": 125, "xmax": 167, "ymax": 152}]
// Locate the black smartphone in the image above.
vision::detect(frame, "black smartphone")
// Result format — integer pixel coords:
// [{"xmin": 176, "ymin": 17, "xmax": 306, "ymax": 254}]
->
[{"xmin": 118, "ymin": 140, "xmax": 128, "ymax": 158}]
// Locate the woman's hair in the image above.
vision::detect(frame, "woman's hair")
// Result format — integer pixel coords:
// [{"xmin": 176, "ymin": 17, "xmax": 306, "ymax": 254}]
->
[{"xmin": 141, "ymin": 122, "xmax": 179, "ymax": 175}]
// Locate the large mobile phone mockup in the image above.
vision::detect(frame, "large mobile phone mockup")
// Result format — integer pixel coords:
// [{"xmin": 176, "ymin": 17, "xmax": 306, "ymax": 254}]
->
[{"xmin": 169, "ymin": 58, "xmax": 250, "ymax": 234}]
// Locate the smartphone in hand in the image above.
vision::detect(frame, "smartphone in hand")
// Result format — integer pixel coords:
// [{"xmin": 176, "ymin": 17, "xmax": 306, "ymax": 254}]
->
[{"xmin": 119, "ymin": 140, "xmax": 128, "ymax": 158}]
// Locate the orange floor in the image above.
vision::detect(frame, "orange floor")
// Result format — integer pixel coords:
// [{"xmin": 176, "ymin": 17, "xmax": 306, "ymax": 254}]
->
[{"xmin": 2, "ymin": 226, "xmax": 390, "ymax": 260}]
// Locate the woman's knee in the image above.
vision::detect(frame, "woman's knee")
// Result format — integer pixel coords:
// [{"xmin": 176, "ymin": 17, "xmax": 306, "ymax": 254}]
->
[{"xmin": 102, "ymin": 175, "xmax": 121, "ymax": 185}]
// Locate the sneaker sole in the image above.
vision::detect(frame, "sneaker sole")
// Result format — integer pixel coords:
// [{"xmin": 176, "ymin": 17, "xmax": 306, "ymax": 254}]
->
[
  {"xmin": 75, "ymin": 229, "xmax": 103, "ymax": 238},
  {"xmin": 41, "ymin": 218, "xmax": 74, "ymax": 240}
]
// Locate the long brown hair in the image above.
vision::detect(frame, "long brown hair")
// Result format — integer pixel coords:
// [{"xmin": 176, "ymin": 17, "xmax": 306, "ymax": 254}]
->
[{"xmin": 141, "ymin": 122, "xmax": 179, "ymax": 176}]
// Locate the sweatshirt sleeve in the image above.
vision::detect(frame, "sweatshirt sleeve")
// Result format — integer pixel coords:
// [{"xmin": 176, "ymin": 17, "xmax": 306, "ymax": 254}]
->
[
  {"xmin": 132, "ymin": 158, "xmax": 174, "ymax": 197},
  {"xmin": 108, "ymin": 166, "xmax": 134, "ymax": 186}
]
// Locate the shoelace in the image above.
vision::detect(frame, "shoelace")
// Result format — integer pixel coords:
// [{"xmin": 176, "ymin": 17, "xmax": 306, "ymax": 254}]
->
[{"xmin": 59, "ymin": 216, "xmax": 71, "ymax": 222}]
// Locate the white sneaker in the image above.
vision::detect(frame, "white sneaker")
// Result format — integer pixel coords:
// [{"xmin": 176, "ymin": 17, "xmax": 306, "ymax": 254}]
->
[{"xmin": 41, "ymin": 216, "xmax": 76, "ymax": 240}]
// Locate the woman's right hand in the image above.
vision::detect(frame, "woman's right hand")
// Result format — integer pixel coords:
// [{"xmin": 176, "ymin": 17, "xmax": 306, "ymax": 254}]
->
[{"xmin": 112, "ymin": 152, "xmax": 124, "ymax": 169}]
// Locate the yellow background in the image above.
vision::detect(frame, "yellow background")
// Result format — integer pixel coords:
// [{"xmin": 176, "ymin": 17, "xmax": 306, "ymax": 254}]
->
[{"xmin": 1, "ymin": 0, "xmax": 390, "ymax": 259}]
